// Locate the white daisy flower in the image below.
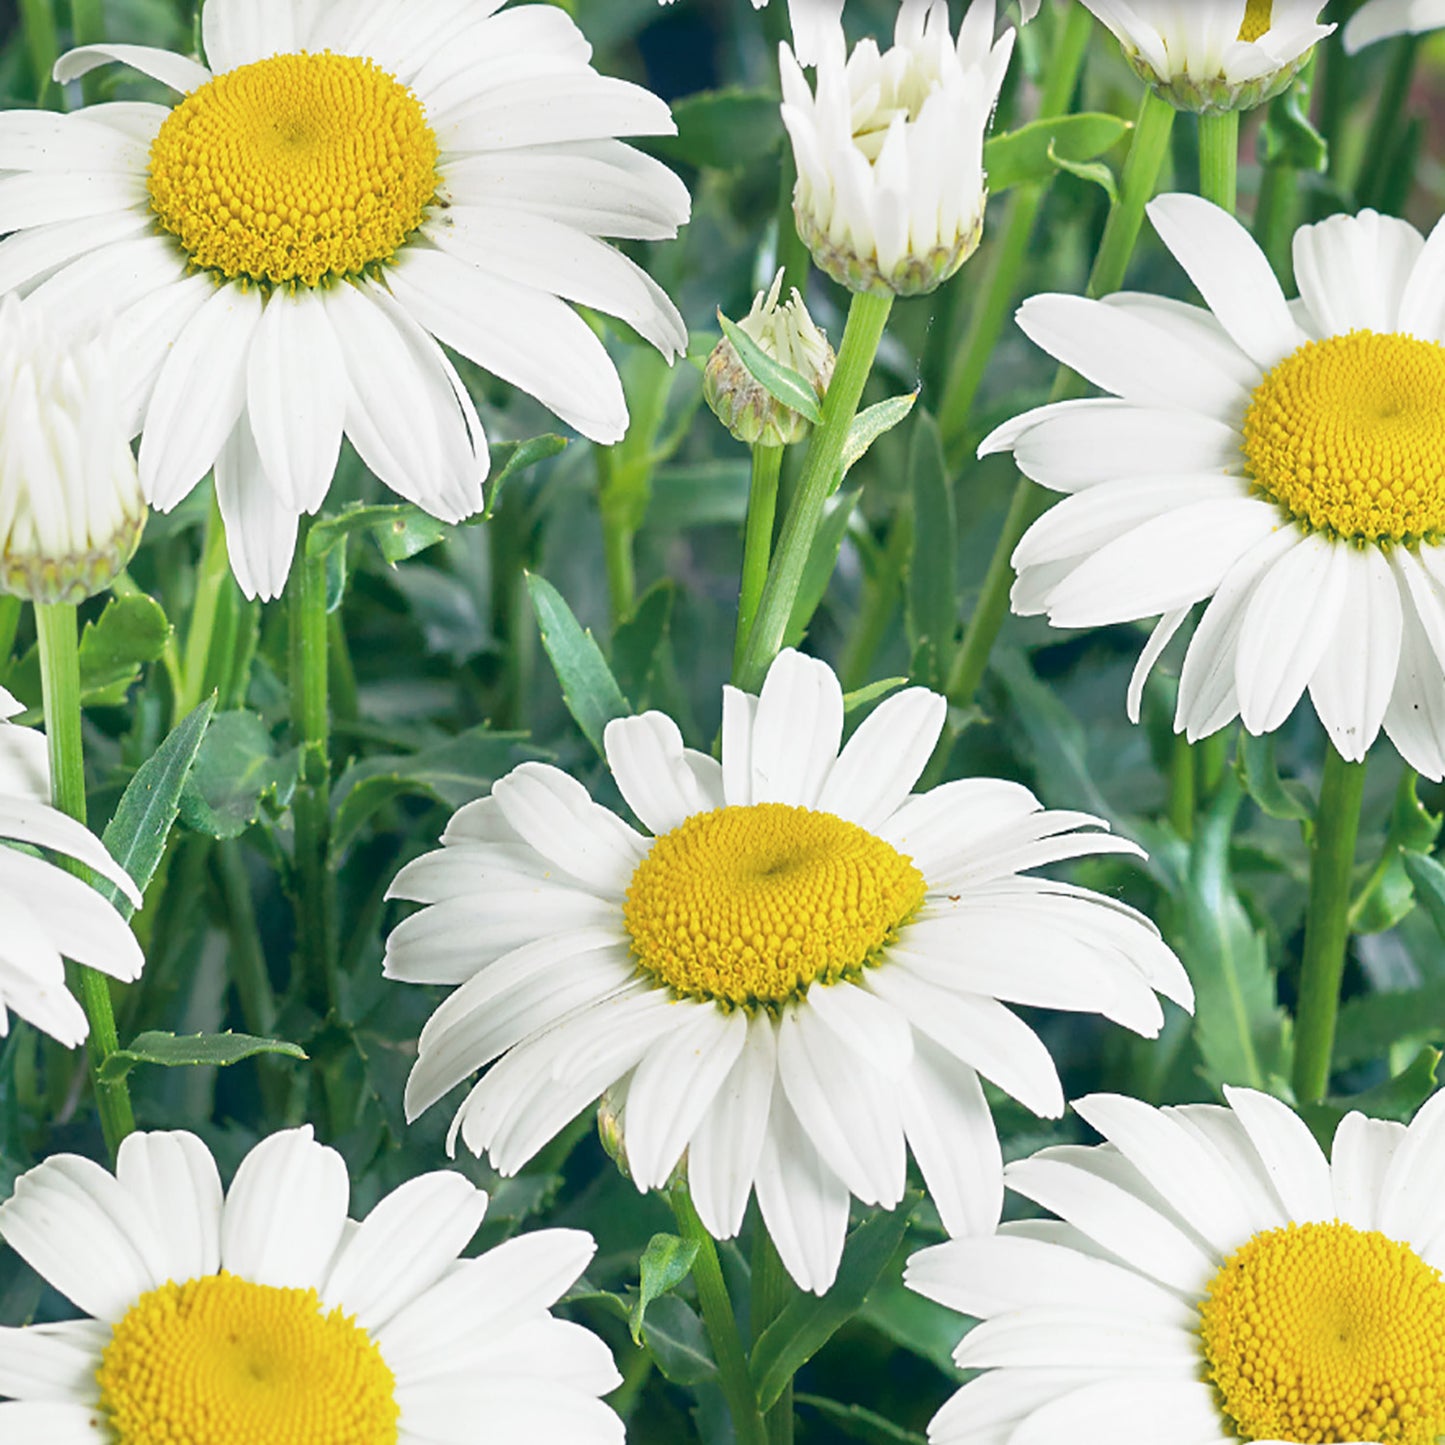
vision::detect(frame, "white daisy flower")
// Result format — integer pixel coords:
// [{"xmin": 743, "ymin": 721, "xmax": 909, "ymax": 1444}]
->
[
  {"xmin": 907, "ymin": 1086, "xmax": 1445, "ymax": 1445},
  {"xmin": 659, "ymin": 0, "xmax": 845, "ymax": 66},
  {"xmin": 1344, "ymin": 0, "xmax": 1445, "ymax": 52},
  {"xmin": 0, "ymin": 687, "xmax": 142, "ymax": 1048},
  {"xmin": 780, "ymin": 0, "xmax": 1014, "ymax": 296},
  {"xmin": 1079, "ymin": 0, "xmax": 1332, "ymax": 112},
  {"xmin": 985, "ymin": 193, "xmax": 1445, "ymax": 778},
  {"xmin": 0, "ymin": 0, "xmax": 690, "ymax": 601},
  {"xmin": 384, "ymin": 648, "xmax": 1192, "ymax": 1295},
  {"xmin": 0, "ymin": 294, "xmax": 145, "ymax": 605},
  {"xmin": 0, "ymin": 1126, "xmax": 623, "ymax": 1445}
]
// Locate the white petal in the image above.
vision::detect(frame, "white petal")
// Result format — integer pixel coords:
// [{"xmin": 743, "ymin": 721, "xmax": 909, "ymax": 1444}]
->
[
  {"xmin": 1293, "ymin": 208, "xmax": 1425, "ymax": 334},
  {"xmin": 603, "ymin": 711, "xmax": 720, "ymax": 836},
  {"xmin": 720, "ymin": 686, "xmax": 759, "ymax": 806},
  {"xmin": 1330, "ymin": 1110, "xmax": 1404, "ymax": 1232},
  {"xmin": 54, "ymin": 42, "xmax": 211, "ymax": 93},
  {"xmin": 1222, "ymin": 1085, "xmax": 1333, "ymax": 1223},
  {"xmin": 0, "ymin": 1401, "xmax": 108, "ymax": 1442},
  {"xmin": 749, "ymin": 648, "xmax": 843, "ymax": 806},
  {"xmin": 815, "ymin": 686, "xmax": 945, "ymax": 830},
  {"xmin": 0, "ymin": 850, "xmax": 142, "ymax": 980},
  {"xmin": 114, "ymin": 1131, "xmax": 222, "ymax": 1285},
  {"xmin": 1384, "ymin": 568, "xmax": 1445, "ymax": 780},
  {"xmin": 202, "ymin": 0, "xmax": 318, "ymax": 70},
  {"xmin": 0, "ymin": 1320, "xmax": 108, "ymax": 1405},
  {"xmin": 1376, "ymin": 1086, "xmax": 1445, "ymax": 1251},
  {"xmin": 1008, "ymin": 1379, "xmax": 1228, "ymax": 1445},
  {"xmin": 0, "ymin": 797, "xmax": 140, "ymax": 907},
  {"xmin": 214, "ymin": 414, "xmax": 299, "ymax": 603},
  {"xmin": 1128, "ymin": 608, "xmax": 1189, "ymax": 724}
]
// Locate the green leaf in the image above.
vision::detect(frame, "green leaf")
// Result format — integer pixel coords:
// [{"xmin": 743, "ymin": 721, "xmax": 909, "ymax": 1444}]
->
[
  {"xmin": 984, "ymin": 112, "xmax": 1132, "ymax": 193},
  {"xmin": 1259, "ymin": 80, "xmax": 1327, "ymax": 173},
  {"xmin": 331, "ymin": 727, "xmax": 538, "ymax": 861},
  {"xmin": 307, "ymin": 503, "xmax": 452, "ymax": 566},
  {"xmin": 98, "ymin": 697, "xmax": 216, "ymax": 918},
  {"xmin": 484, "ymin": 434, "xmax": 569, "ymax": 519},
  {"xmin": 1334, "ymin": 972, "xmax": 1445, "ymax": 1070},
  {"xmin": 1351, "ymin": 772, "xmax": 1442, "ymax": 935},
  {"xmin": 904, "ymin": 410, "xmax": 957, "ymax": 693},
  {"xmin": 639, "ymin": 1293, "xmax": 718, "ymax": 1386},
  {"xmin": 1302, "ymin": 1047, "xmax": 1440, "ymax": 1143},
  {"xmin": 717, "ymin": 311, "xmax": 823, "ymax": 426},
  {"xmin": 1404, "ymin": 849, "xmax": 1445, "ymax": 942},
  {"xmin": 796, "ymin": 1396, "xmax": 927, "ymax": 1445},
  {"xmin": 629, "ymin": 1233, "xmax": 700, "ymax": 1345},
  {"xmin": 843, "ymin": 677, "xmax": 908, "ymax": 716},
  {"xmin": 179, "ymin": 710, "xmax": 298, "ymax": 840},
  {"xmin": 612, "ymin": 581, "xmax": 676, "ymax": 712},
  {"xmin": 650, "ymin": 87, "xmax": 784, "ymax": 170},
  {"xmin": 750, "ymin": 1196, "xmax": 919, "ymax": 1411},
  {"xmin": 841, "ymin": 393, "xmax": 919, "ymax": 480},
  {"xmin": 1236, "ymin": 731, "xmax": 1311, "ymax": 822},
  {"xmin": 99, "ymin": 1030, "xmax": 306, "ymax": 1085},
  {"xmin": 526, "ymin": 572, "xmax": 631, "ymax": 757}
]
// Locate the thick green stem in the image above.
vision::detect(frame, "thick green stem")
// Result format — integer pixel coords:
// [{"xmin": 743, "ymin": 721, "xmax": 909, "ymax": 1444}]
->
[
  {"xmin": 1355, "ymin": 36, "xmax": 1419, "ymax": 209},
  {"xmin": 736, "ymin": 291, "xmax": 893, "ymax": 692},
  {"xmin": 67, "ymin": 0, "xmax": 105, "ymax": 103},
  {"xmin": 1292, "ymin": 746, "xmax": 1367, "ymax": 1105},
  {"xmin": 670, "ymin": 1189, "xmax": 768, "ymax": 1445},
  {"xmin": 288, "ymin": 516, "xmax": 335, "ymax": 1013},
  {"xmin": 177, "ymin": 488, "xmax": 231, "ymax": 721},
  {"xmin": 597, "ymin": 447, "xmax": 637, "ymax": 625},
  {"xmin": 733, "ymin": 445, "xmax": 785, "ymax": 681},
  {"xmin": 1168, "ymin": 734, "xmax": 1197, "ymax": 839},
  {"xmin": 752, "ymin": 1227, "xmax": 797, "ymax": 1445},
  {"xmin": 1198, "ymin": 109, "xmax": 1239, "ymax": 214},
  {"xmin": 18, "ymin": 0, "xmax": 58, "ymax": 106},
  {"xmin": 35, "ymin": 601, "xmax": 134, "ymax": 1155},
  {"xmin": 943, "ymin": 90, "xmax": 1175, "ymax": 713},
  {"xmin": 1253, "ymin": 161, "xmax": 1297, "ymax": 286}
]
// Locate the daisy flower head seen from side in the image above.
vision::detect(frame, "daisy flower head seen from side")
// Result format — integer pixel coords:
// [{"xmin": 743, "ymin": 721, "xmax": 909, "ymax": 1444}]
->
[
  {"xmin": 1079, "ymin": 0, "xmax": 1332, "ymax": 112},
  {"xmin": 1344, "ymin": 0, "xmax": 1445, "ymax": 52},
  {"xmin": 0, "ymin": 0, "xmax": 690, "ymax": 601},
  {"xmin": 986, "ymin": 193, "xmax": 1445, "ymax": 780},
  {"xmin": 780, "ymin": 0, "xmax": 1015, "ymax": 297},
  {"xmin": 0, "ymin": 686, "xmax": 142, "ymax": 1048},
  {"xmin": 907, "ymin": 1086, "xmax": 1445, "ymax": 1445},
  {"xmin": 0, "ymin": 1126, "xmax": 623, "ymax": 1445},
  {"xmin": 384, "ymin": 648, "xmax": 1193, "ymax": 1296}
]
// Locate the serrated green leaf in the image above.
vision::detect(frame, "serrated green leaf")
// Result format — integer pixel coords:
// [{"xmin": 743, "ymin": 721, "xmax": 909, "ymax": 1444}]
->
[
  {"xmin": 904, "ymin": 410, "xmax": 957, "ymax": 693},
  {"xmin": 983, "ymin": 112, "xmax": 1131, "ymax": 193},
  {"xmin": 1334, "ymin": 971, "xmax": 1445, "ymax": 1070},
  {"xmin": 526, "ymin": 572, "xmax": 630, "ymax": 757},
  {"xmin": 1237, "ymin": 731, "xmax": 1312, "ymax": 822},
  {"xmin": 841, "ymin": 392, "xmax": 918, "ymax": 480},
  {"xmin": 751, "ymin": 1196, "xmax": 919, "ymax": 1411},
  {"xmin": 717, "ymin": 311, "xmax": 823, "ymax": 426},
  {"xmin": 12, "ymin": 594, "xmax": 172, "ymax": 714},
  {"xmin": 179, "ymin": 710, "xmax": 297, "ymax": 840},
  {"xmin": 1351, "ymin": 772, "xmax": 1442, "ymax": 935},
  {"xmin": 629, "ymin": 1233, "xmax": 699, "ymax": 1345},
  {"xmin": 639, "ymin": 1293, "xmax": 717, "ymax": 1386},
  {"xmin": 99, "ymin": 1030, "xmax": 306, "ymax": 1085},
  {"xmin": 98, "ymin": 697, "xmax": 215, "ymax": 918},
  {"xmin": 1302, "ymin": 1048, "xmax": 1440, "ymax": 1143}
]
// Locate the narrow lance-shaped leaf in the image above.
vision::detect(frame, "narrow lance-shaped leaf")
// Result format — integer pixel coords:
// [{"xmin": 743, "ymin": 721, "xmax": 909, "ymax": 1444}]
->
[
  {"xmin": 99, "ymin": 1030, "xmax": 307, "ymax": 1085},
  {"xmin": 717, "ymin": 310, "xmax": 823, "ymax": 426}
]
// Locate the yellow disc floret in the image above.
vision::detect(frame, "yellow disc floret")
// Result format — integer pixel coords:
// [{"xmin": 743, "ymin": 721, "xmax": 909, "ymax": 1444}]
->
[
  {"xmin": 623, "ymin": 803, "xmax": 926, "ymax": 1007},
  {"xmin": 97, "ymin": 1271, "xmax": 399, "ymax": 1445},
  {"xmin": 1199, "ymin": 1220, "xmax": 1445, "ymax": 1443},
  {"xmin": 1238, "ymin": 0, "xmax": 1273, "ymax": 42},
  {"xmin": 1242, "ymin": 330, "xmax": 1445, "ymax": 544},
  {"xmin": 147, "ymin": 52, "xmax": 438, "ymax": 287}
]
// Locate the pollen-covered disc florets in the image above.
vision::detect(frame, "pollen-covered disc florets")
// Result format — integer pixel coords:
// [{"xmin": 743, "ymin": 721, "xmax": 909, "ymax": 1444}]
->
[
  {"xmin": 704, "ymin": 271, "xmax": 835, "ymax": 446},
  {"xmin": 781, "ymin": 0, "xmax": 1013, "ymax": 296},
  {"xmin": 0, "ymin": 294, "xmax": 145, "ymax": 605}
]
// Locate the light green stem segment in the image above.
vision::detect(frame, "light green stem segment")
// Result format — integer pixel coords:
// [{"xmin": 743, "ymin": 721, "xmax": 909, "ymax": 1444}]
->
[
  {"xmin": 735, "ymin": 290, "xmax": 893, "ymax": 693},
  {"xmin": 597, "ymin": 445, "xmax": 638, "ymax": 625},
  {"xmin": 177, "ymin": 488, "xmax": 231, "ymax": 721},
  {"xmin": 18, "ymin": 0, "xmax": 58, "ymax": 106},
  {"xmin": 1198, "ymin": 109, "xmax": 1240, "ymax": 215},
  {"xmin": 35, "ymin": 601, "xmax": 135, "ymax": 1157},
  {"xmin": 288, "ymin": 515, "xmax": 336, "ymax": 1013},
  {"xmin": 752, "ymin": 1227, "xmax": 796, "ymax": 1445},
  {"xmin": 733, "ymin": 445, "xmax": 785, "ymax": 683},
  {"xmin": 670, "ymin": 1189, "xmax": 768, "ymax": 1445},
  {"xmin": 942, "ymin": 93, "xmax": 1175, "ymax": 713},
  {"xmin": 1293, "ymin": 746, "xmax": 1368, "ymax": 1105}
]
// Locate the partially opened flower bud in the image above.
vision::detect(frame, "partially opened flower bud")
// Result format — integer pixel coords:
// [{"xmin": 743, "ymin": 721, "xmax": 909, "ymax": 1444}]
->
[
  {"xmin": 704, "ymin": 271, "xmax": 835, "ymax": 446},
  {"xmin": 0, "ymin": 296, "xmax": 145, "ymax": 604},
  {"xmin": 781, "ymin": 0, "xmax": 1015, "ymax": 297}
]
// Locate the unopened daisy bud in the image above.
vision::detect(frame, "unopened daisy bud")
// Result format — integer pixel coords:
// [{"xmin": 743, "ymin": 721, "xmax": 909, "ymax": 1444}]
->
[
  {"xmin": 1080, "ymin": 0, "xmax": 1333, "ymax": 114},
  {"xmin": 597, "ymin": 1089, "xmax": 633, "ymax": 1181},
  {"xmin": 0, "ymin": 295, "xmax": 144, "ymax": 605},
  {"xmin": 704, "ymin": 271, "xmax": 835, "ymax": 446},
  {"xmin": 781, "ymin": 0, "xmax": 1015, "ymax": 297}
]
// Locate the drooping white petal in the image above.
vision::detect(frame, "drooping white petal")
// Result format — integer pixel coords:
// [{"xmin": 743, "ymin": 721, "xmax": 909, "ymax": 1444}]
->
[
  {"xmin": 53, "ymin": 43, "xmax": 211, "ymax": 94},
  {"xmin": 213, "ymin": 414, "xmax": 300, "ymax": 604}
]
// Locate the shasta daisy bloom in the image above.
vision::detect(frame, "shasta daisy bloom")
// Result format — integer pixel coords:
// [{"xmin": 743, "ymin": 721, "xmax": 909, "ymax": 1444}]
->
[
  {"xmin": 906, "ymin": 1086, "xmax": 1445, "ymax": 1445},
  {"xmin": 0, "ymin": 1126, "xmax": 623, "ymax": 1445},
  {"xmin": 0, "ymin": 686, "xmax": 142, "ymax": 1048},
  {"xmin": 1344, "ymin": 0, "xmax": 1445, "ymax": 51},
  {"xmin": 780, "ymin": 0, "xmax": 1014, "ymax": 297},
  {"xmin": 0, "ymin": 0, "xmax": 689, "ymax": 601},
  {"xmin": 987, "ymin": 193, "xmax": 1445, "ymax": 779},
  {"xmin": 384, "ymin": 648, "xmax": 1192, "ymax": 1296},
  {"xmin": 1079, "ymin": 0, "xmax": 1332, "ymax": 112}
]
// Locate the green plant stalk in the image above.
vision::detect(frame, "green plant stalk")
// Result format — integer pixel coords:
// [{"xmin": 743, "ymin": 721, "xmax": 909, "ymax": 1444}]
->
[
  {"xmin": 670, "ymin": 1189, "xmax": 768, "ymax": 1445},
  {"xmin": 596, "ymin": 446, "xmax": 638, "ymax": 624},
  {"xmin": 1198, "ymin": 109, "xmax": 1239, "ymax": 214},
  {"xmin": 839, "ymin": 502, "xmax": 913, "ymax": 693},
  {"xmin": 736, "ymin": 290, "xmax": 893, "ymax": 692},
  {"xmin": 0, "ymin": 594, "xmax": 20, "ymax": 683},
  {"xmin": 733, "ymin": 445, "xmax": 785, "ymax": 681},
  {"xmin": 1253, "ymin": 160, "xmax": 1297, "ymax": 286},
  {"xmin": 1355, "ymin": 35, "xmax": 1419, "ymax": 209},
  {"xmin": 67, "ymin": 0, "xmax": 105, "ymax": 104},
  {"xmin": 943, "ymin": 89, "xmax": 1175, "ymax": 714},
  {"xmin": 177, "ymin": 488, "xmax": 231, "ymax": 721},
  {"xmin": 34, "ymin": 601, "xmax": 135, "ymax": 1156},
  {"xmin": 1293, "ymin": 746, "xmax": 1368, "ymax": 1104},
  {"xmin": 18, "ymin": 0, "xmax": 59, "ymax": 107},
  {"xmin": 288, "ymin": 516, "xmax": 336, "ymax": 1013},
  {"xmin": 938, "ymin": 0, "xmax": 1095, "ymax": 462},
  {"xmin": 752, "ymin": 1227, "xmax": 797, "ymax": 1445}
]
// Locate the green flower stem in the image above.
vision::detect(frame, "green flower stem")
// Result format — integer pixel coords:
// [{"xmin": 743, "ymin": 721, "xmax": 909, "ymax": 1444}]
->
[
  {"xmin": 1293, "ymin": 745, "xmax": 1368, "ymax": 1105},
  {"xmin": 18, "ymin": 0, "xmax": 58, "ymax": 107},
  {"xmin": 67, "ymin": 0, "xmax": 105, "ymax": 104},
  {"xmin": 1198, "ymin": 109, "xmax": 1239, "ymax": 214},
  {"xmin": 938, "ymin": 0, "xmax": 1095, "ymax": 464},
  {"xmin": 942, "ymin": 90, "xmax": 1176, "ymax": 714},
  {"xmin": 1355, "ymin": 36, "xmax": 1419, "ymax": 209},
  {"xmin": 288, "ymin": 515, "xmax": 336, "ymax": 1013},
  {"xmin": 736, "ymin": 290, "xmax": 893, "ymax": 693},
  {"xmin": 177, "ymin": 488, "xmax": 231, "ymax": 722},
  {"xmin": 752, "ymin": 1227, "xmax": 798, "ymax": 1445},
  {"xmin": 733, "ymin": 445, "xmax": 785, "ymax": 682},
  {"xmin": 596, "ymin": 446, "xmax": 638, "ymax": 624},
  {"xmin": 34, "ymin": 600, "xmax": 135, "ymax": 1156},
  {"xmin": 670, "ymin": 1189, "xmax": 768, "ymax": 1445},
  {"xmin": 0, "ymin": 594, "xmax": 20, "ymax": 683},
  {"xmin": 1253, "ymin": 160, "xmax": 1297, "ymax": 286}
]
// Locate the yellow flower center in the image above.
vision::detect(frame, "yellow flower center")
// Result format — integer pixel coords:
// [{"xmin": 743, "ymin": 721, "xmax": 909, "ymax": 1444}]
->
[
  {"xmin": 97, "ymin": 1271, "xmax": 399, "ymax": 1445},
  {"xmin": 1238, "ymin": 0, "xmax": 1273, "ymax": 42},
  {"xmin": 623, "ymin": 803, "xmax": 926, "ymax": 1007},
  {"xmin": 1242, "ymin": 330, "xmax": 1445, "ymax": 543},
  {"xmin": 147, "ymin": 52, "xmax": 438, "ymax": 287},
  {"xmin": 1199, "ymin": 1221, "xmax": 1445, "ymax": 1443}
]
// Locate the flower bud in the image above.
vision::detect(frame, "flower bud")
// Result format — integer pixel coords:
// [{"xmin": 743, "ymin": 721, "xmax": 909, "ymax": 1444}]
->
[
  {"xmin": 704, "ymin": 271, "xmax": 835, "ymax": 447},
  {"xmin": 0, "ymin": 294, "xmax": 145, "ymax": 604}
]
